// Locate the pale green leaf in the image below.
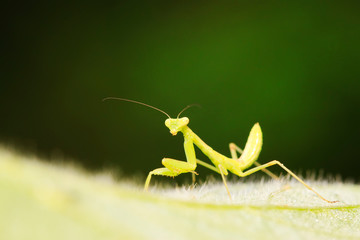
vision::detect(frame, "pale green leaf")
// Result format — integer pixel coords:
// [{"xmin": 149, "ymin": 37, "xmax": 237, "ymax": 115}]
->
[{"xmin": 0, "ymin": 147, "xmax": 359, "ymax": 240}]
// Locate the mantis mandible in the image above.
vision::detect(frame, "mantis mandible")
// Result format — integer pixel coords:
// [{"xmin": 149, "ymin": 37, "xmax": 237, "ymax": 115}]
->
[{"xmin": 103, "ymin": 97, "xmax": 337, "ymax": 203}]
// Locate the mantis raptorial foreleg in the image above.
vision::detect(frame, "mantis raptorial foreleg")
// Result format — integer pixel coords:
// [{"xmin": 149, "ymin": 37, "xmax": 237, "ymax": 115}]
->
[
  {"xmin": 229, "ymin": 143, "xmax": 279, "ymax": 180},
  {"xmin": 144, "ymin": 133, "xmax": 198, "ymax": 190},
  {"xmin": 144, "ymin": 158, "xmax": 197, "ymax": 191},
  {"xmin": 162, "ymin": 158, "xmax": 196, "ymax": 173},
  {"xmin": 144, "ymin": 168, "xmax": 179, "ymax": 191}
]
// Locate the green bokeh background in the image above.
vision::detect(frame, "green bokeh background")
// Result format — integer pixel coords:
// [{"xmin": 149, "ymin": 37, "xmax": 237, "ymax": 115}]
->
[{"xmin": 1, "ymin": 2, "xmax": 359, "ymax": 182}]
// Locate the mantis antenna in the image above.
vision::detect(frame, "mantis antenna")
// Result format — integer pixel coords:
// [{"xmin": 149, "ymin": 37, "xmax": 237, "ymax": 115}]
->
[
  {"xmin": 177, "ymin": 104, "xmax": 201, "ymax": 118},
  {"xmin": 102, "ymin": 97, "xmax": 171, "ymax": 119}
]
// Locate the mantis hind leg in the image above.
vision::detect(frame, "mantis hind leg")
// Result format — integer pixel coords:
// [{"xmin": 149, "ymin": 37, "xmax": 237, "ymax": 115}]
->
[
  {"xmin": 229, "ymin": 143, "xmax": 279, "ymax": 180},
  {"xmin": 237, "ymin": 160, "xmax": 338, "ymax": 203}
]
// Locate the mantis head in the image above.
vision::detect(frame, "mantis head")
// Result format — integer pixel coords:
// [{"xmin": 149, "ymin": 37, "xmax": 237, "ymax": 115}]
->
[{"xmin": 165, "ymin": 117, "xmax": 189, "ymax": 136}]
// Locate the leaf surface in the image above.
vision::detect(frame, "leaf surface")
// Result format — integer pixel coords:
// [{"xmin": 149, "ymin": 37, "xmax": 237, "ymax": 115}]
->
[{"xmin": 0, "ymin": 147, "xmax": 359, "ymax": 240}]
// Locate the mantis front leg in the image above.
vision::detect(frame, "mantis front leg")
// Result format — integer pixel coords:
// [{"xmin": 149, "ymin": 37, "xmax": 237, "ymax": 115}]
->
[
  {"xmin": 144, "ymin": 167, "xmax": 179, "ymax": 191},
  {"xmin": 144, "ymin": 136, "xmax": 197, "ymax": 191}
]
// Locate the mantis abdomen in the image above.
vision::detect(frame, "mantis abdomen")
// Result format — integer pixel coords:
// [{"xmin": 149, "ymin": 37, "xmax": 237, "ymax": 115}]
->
[{"xmin": 238, "ymin": 123, "xmax": 263, "ymax": 170}]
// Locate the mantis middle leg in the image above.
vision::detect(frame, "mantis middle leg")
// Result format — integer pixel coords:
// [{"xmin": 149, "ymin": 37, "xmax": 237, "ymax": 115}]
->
[
  {"xmin": 192, "ymin": 159, "xmax": 220, "ymax": 185},
  {"xmin": 195, "ymin": 159, "xmax": 232, "ymax": 199}
]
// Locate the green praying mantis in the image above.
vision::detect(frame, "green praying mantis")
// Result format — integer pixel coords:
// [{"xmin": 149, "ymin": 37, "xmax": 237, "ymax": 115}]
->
[{"xmin": 103, "ymin": 97, "xmax": 338, "ymax": 203}]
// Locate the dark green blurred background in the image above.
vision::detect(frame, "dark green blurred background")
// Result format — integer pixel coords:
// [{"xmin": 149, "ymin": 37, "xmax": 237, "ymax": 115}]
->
[{"xmin": 1, "ymin": 2, "xmax": 359, "ymax": 182}]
